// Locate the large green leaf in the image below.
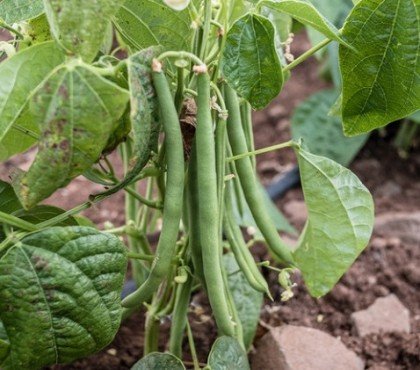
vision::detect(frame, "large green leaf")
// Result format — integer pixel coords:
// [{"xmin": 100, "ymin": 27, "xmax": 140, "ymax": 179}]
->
[
  {"xmin": 0, "ymin": 181, "xmax": 21, "ymax": 214},
  {"xmin": 223, "ymin": 253, "xmax": 263, "ymax": 350},
  {"xmin": 0, "ymin": 42, "xmax": 65, "ymax": 161},
  {"xmin": 0, "ymin": 0, "xmax": 44, "ymax": 24},
  {"xmin": 294, "ymin": 147, "xmax": 374, "ymax": 297},
  {"xmin": 12, "ymin": 62, "xmax": 129, "ymax": 209},
  {"xmin": 0, "ymin": 226, "xmax": 127, "ymax": 370},
  {"xmin": 43, "ymin": 0, "xmax": 122, "ymax": 61},
  {"xmin": 207, "ymin": 336, "xmax": 250, "ymax": 370},
  {"xmin": 114, "ymin": 0, "xmax": 193, "ymax": 52},
  {"xmin": 291, "ymin": 89, "xmax": 368, "ymax": 166},
  {"xmin": 339, "ymin": 0, "xmax": 420, "ymax": 135},
  {"xmin": 131, "ymin": 352, "xmax": 185, "ymax": 370},
  {"xmin": 222, "ymin": 13, "xmax": 283, "ymax": 110},
  {"xmin": 262, "ymin": 0, "xmax": 343, "ymax": 43}
]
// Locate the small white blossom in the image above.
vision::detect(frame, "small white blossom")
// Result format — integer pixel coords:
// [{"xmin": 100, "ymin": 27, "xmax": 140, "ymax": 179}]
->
[{"xmin": 164, "ymin": 0, "xmax": 190, "ymax": 11}]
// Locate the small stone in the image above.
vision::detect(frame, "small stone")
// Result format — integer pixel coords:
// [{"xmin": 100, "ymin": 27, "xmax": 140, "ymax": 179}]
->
[
  {"xmin": 374, "ymin": 212, "xmax": 420, "ymax": 245},
  {"xmin": 283, "ymin": 200, "xmax": 307, "ymax": 225},
  {"xmin": 403, "ymin": 263, "xmax": 420, "ymax": 285},
  {"xmin": 351, "ymin": 294, "xmax": 410, "ymax": 337},
  {"xmin": 107, "ymin": 348, "xmax": 117, "ymax": 356},
  {"xmin": 252, "ymin": 325, "xmax": 364, "ymax": 370}
]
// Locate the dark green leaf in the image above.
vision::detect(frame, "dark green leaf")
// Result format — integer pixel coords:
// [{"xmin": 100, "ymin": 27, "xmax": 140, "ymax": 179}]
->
[
  {"xmin": 340, "ymin": 0, "xmax": 420, "ymax": 135},
  {"xmin": 12, "ymin": 63, "xmax": 129, "ymax": 209},
  {"xmin": 0, "ymin": 0, "xmax": 44, "ymax": 24},
  {"xmin": 294, "ymin": 147, "xmax": 374, "ymax": 297},
  {"xmin": 114, "ymin": 0, "xmax": 193, "ymax": 52},
  {"xmin": 222, "ymin": 13, "xmax": 283, "ymax": 110},
  {"xmin": 0, "ymin": 319, "xmax": 9, "ymax": 363},
  {"xmin": 262, "ymin": 0, "xmax": 343, "ymax": 43},
  {"xmin": 14, "ymin": 205, "xmax": 78, "ymax": 226},
  {"xmin": 43, "ymin": 0, "xmax": 122, "ymax": 61},
  {"xmin": 0, "ymin": 181, "xmax": 21, "ymax": 214},
  {"xmin": 0, "ymin": 226, "xmax": 127, "ymax": 370},
  {"xmin": 208, "ymin": 336, "xmax": 250, "ymax": 370},
  {"xmin": 131, "ymin": 352, "xmax": 185, "ymax": 370},
  {"xmin": 291, "ymin": 89, "xmax": 368, "ymax": 166},
  {"xmin": 0, "ymin": 42, "xmax": 65, "ymax": 161},
  {"xmin": 223, "ymin": 253, "xmax": 263, "ymax": 350}
]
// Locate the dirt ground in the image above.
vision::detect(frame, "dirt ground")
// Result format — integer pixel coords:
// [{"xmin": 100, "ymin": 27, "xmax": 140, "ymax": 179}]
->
[{"xmin": 1, "ymin": 33, "xmax": 419, "ymax": 370}]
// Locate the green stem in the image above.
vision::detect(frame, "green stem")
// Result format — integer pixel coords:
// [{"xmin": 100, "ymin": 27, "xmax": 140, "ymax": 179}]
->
[
  {"xmin": 227, "ymin": 140, "xmax": 293, "ymax": 162},
  {"xmin": 283, "ymin": 38, "xmax": 332, "ymax": 73},
  {"xmin": 36, "ymin": 201, "xmax": 93, "ymax": 229},
  {"xmin": 124, "ymin": 187, "xmax": 162, "ymax": 210},
  {"xmin": 0, "ymin": 21, "xmax": 24, "ymax": 38},
  {"xmin": 127, "ymin": 252, "xmax": 155, "ymax": 262},
  {"xmin": 0, "ymin": 211, "xmax": 38, "ymax": 232},
  {"xmin": 186, "ymin": 320, "xmax": 200, "ymax": 370},
  {"xmin": 199, "ymin": 0, "xmax": 213, "ymax": 61},
  {"xmin": 157, "ymin": 51, "xmax": 205, "ymax": 67}
]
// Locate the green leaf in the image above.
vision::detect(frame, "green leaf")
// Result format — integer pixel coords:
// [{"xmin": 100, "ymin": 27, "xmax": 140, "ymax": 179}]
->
[
  {"xmin": 294, "ymin": 147, "xmax": 374, "ymax": 297},
  {"xmin": 0, "ymin": 0, "xmax": 44, "ymax": 24},
  {"xmin": 291, "ymin": 89, "xmax": 368, "ymax": 166},
  {"xmin": 43, "ymin": 0, "xmax": 122, "ymax": 61},
  {"xmin": 262, "ymin": 0, "xmax": 343, "ymax": 43},
  {"xmin": 98, "ymin": 46, "xmax": 162, "ymax": 197},
  {"xmin": 223, "ymin": 253, "xmax": 263, "ymax": 350},
  {"xmin": 339, "ymin": 0, "xmax": 420, "ymax": 136},
  {"xmin": 0, "ymin": 320, "xmax": 10, "ymax": 363},
  {"xmin": 131, "ymin": 352, "xmax": 185, "ymax": 370},
  {"xmin": 0, "ymin": 181, "xmax": 21, "ymax": 214},
  {"xmin": 222, "ymin": 13, "xmax": 283, "ymax": 110},
  {"xmin": 0, "ymin": 226, "xmax": 127, "ymax": 370},
  {"xmin": 409, "ymin": 110, "xmax": 420, "ymax": 124},
  {"xmin": 208, "ymin": 336, "xmax": 250, "ymax": 370},
  {"xmin": 0, "ymin": 42, "xmax": 65, "ymax": 161},
  {"xmin": 12, "ymin": 62, "xmax": 129, "ymax": 209},
  {"xmin": 14, "ymin": 205, "xmax": 78, "ymax": 226},
  {"xmin": 114, "ymin": 0, "xmax": 193, "ymax": 52}
]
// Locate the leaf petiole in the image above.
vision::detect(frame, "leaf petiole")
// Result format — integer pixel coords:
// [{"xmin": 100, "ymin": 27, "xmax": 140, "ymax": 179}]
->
[{"xmin": 226, "ymin": 140, "xmax": 293, "ymax": 162}]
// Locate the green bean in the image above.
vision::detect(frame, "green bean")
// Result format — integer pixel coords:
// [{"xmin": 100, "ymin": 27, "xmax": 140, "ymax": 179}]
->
[
  {"xmin": 122, "ymin": 61, "xmax": 185, "ymax": 308},
  {"xmin": 169, "ymin": 270, "xmax": 193, "ymax": 358},
  {"xmin": 195, "ymin": 70, "xmax": 235, "ymax": 336},
  {"xmin": 240, "ymin": 101, "xmax": 256, "ymax": 170},
  {"xmin": 224, "ymin": 183, "xmax": 271, "ymax": 296},
  {"xmin": 224, "ymin": 84, "xmax": 294, "ymax": 265}
]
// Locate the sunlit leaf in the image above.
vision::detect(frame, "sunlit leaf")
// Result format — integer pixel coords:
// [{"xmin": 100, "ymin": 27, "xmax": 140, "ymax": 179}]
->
[{"xmin": 0, "ymin": 0, "xmax": 44, "ymax": 24}]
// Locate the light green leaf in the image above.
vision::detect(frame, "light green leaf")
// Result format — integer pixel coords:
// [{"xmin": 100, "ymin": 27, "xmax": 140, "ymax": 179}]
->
[
  {"xmin": 0, "ymin": 42, "xmax": 65, "ymax": 161},
  {"xmin": 114, "ymin": 0, "xmax": 193, "ymax": 52},
  {"xmin": 0, "ymin": 226, "xmax": 127, "ymax": 370},
  {"xmin": 0, "ymin": 0, "xmax": 44, "ymax": 24},
  {"xmin": 262, "ymin": 0, "xmax": 343, "ymax": 43},
  {"xmin": 43, "ymin": 0, "xmax": 122, "ymax": 61},
  {"xmin": 222, "ymin": 13, "xmax": 283, "ymax": 110},
  {"xmin": 339, "ymin": 0, "xmax": 420, "ymax": 136},
  {"xmin": 131, "ymin": 352, "xmax": 185, "ymax": 370},
  {"xmin": 223, "ymin": 253, "xmax": 263, "ymax": 350},
  {"xmin": 12, "ymin": 62, "xmax": 129, "ymax": 209},
  {"xmin": 208, "ymin": 336, "xmax": 250, "ymax": 370},
  {"xmin": 292, "ymin": 89, "xmax": 368, "ymax": 166},
  {"xmin": 294, "ymin": 147, "xmax": 374, "ymax": 297}
]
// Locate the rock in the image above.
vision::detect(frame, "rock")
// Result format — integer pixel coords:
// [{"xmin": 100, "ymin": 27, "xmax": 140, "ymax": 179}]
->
[
  {"xmin": 374, "ymin": 212, "xmax": 420, "ymax": 245},
  {"xmin": 351, "ymin": 294, "xmax": 410, "ymax": 337},
  {"xmin": 283, "ymin": 200, "xmax": 307, "ymax": 225},
  {"xmin": 252, "ymin": 325, "xmax": 364, "ymax": 370},
  {"xmin": 403, "ymin": 263, "xmax": 420, "ymax": 284}
]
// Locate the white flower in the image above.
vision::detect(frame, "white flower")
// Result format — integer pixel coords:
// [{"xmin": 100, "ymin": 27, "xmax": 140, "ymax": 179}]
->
[{"xmin": 164, "ymin": 0, "xmax": 190, "ymax": 11}]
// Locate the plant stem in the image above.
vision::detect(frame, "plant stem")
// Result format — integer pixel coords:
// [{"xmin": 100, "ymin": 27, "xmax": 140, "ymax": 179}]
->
[
  {"xmin": 157, "ymin": 51, "xmax": 205, "ymax": 67},
  {"xmin": 0, "ymin": 21, "xmax": 24, "ymax": 38},
  {"xmin": 227, "ymin": 140, "xmax": 293, "ymax": 162},
  {"xmin": 283, "ymin": 38, "xmax": 332, "ymax": 73},
  {"xmin": 186, "ymin": 320, "xmax": 200, "ymax": 370},
  {"xmin": 36, "ymin": 201, "xmax": 94, "ymax": 229},
  {"xmin": 127, "ymin": 252, "xmax": 155, "ymax": 262},
  {"xmin": 124, "ymin": 187, "xmax": 162, "ymax": 210},
  {"xmin": 0, "ymin": 211, "xmax": 38, "ymax": 232},
  {"xmin": 199, "ymin": 0, "xmax": 213, "ymax": 61}
]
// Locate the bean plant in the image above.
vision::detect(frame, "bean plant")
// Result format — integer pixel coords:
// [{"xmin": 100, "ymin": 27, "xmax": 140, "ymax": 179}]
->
[{"xmin": 0, "ymin": 0, "xmax": 418, "ymax": 369}]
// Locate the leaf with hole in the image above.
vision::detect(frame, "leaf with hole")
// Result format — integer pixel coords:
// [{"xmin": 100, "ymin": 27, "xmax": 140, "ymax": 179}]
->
[
  {"xmin": 0, "ymin": 0, "xmax": 44, "ymax": 24},
  {"xmin": 293, "ymin": 147, "xmax": 374, "ymax": 297},
  {"xmin": 43, "ymin": 0, "xmax": 123, "ymax": 61},
  {"xmin": 207, "ymin": 336, "xmax": 250, "ymax": 370},
  {"xmin": 292, "ymin": 89, "xmax": 368, "ymax": 166},
  {"xmin": 0, "ymin": 226, "xmax": 127, "ymax": 370},
  {"xmin": 339, "ymin": 0, "xmax": 420, "ymax": 135},
  {"xmin": 131, "ymin": 352, "xmax": 185, "ymax": 370},
  {"xmin": 114, "ymin": 0, "xmax": 193, "ymax": 52},
  {"xmin": 223, "ymin": 253, "xmax": 263, "ymax": 350},
  {"xmin": 222, "ymin": 13, "xmax": 283, "ymax": 110},
  {"xmin": 12, "ymin": 62, "xmax": 129, "ymax": 209}
]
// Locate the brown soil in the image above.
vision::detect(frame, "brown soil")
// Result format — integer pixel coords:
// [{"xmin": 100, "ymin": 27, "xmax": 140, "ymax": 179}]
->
[{"xmin": 1, "ymin": 32, "xmax": 419, "ymax": 370}]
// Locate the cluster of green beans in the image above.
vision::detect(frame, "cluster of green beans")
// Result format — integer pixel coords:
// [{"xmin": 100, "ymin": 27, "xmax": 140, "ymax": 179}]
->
[{"xmin": 122, "ymin": 58, "xmax": 294, "ymax": 349}]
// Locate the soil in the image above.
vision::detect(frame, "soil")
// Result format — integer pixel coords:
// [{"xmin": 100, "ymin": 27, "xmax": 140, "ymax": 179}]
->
[{"xmin": 1, "ymin": 32, "xmax": 419, "ymax": 370}]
